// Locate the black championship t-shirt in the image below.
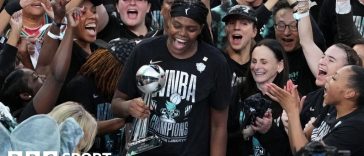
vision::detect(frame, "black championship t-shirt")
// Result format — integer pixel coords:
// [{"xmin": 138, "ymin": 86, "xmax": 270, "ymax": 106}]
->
[
  {"xmin": 311, "ymin": 108, "xmax": 364, "ymax": 156},
  {"xmin": 224, "ymin": 54, "xmax": 250, "ymax": 156},
  {"xmin": 118, "ymin": 36, "xmax": 232, "ymax": 156},
  {"xmin": 300, "ymin": 88, "xmax": 325, "ymax": 127}
]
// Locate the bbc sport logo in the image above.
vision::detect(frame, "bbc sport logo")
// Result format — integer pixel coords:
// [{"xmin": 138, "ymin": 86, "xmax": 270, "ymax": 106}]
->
[{"xmin": 8, "ymin": 151, "xmax": 112, "ymax": 156}]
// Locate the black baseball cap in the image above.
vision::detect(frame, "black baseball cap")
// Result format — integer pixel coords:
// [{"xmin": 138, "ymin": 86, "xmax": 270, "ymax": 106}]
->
[{"xmin": 222, "ymin": 5, "xmax": 258, "ymax": 24}]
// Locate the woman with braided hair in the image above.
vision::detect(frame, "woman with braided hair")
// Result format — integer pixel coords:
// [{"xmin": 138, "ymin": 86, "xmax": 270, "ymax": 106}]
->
[
  {"xmin": 60, "ymin": 38, "xmax": 135, "ymax": 154},
  {"xmin": 78, "ymin": 48, "xmax": 123, "ymax": 99}
]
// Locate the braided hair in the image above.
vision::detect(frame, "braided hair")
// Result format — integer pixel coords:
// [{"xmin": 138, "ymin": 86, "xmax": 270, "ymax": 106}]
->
[{"xmin": 78, "ymin": 48, "xmax": 123, "ymax": 100}]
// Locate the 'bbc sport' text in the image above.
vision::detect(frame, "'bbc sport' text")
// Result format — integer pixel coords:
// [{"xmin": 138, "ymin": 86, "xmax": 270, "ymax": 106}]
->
[{"xmin": 8, "ymin": 151, "xmax": 112, "ymax": 156}]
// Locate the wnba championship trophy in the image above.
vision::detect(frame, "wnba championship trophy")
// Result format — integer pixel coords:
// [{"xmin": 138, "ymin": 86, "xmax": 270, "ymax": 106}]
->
[{"xmin": 126, "ymin": 64, "xmax": 166, "ymax": 156}]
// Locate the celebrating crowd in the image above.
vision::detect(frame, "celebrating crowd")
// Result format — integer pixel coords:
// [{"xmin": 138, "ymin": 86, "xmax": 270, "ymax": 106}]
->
[{"xmin": 0, "ymin": 0, "xmax": 363, "ymax": 155}]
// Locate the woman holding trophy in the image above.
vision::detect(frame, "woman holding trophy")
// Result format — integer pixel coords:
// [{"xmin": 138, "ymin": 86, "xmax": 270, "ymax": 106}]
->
[{"xmin": 111, "ymin": 0, "xmax": 232, "ymax": 155}]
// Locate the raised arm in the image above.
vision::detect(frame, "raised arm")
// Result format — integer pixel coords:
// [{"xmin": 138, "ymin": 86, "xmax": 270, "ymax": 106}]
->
[
  {"xmin": 255, "ymin": 0, "xmax": 278, "ymax": 30},
  {"xmin": 31, "ymin": 7, "xmax": 81, "ymax": 115},
  {"xmin": 266, "ymin": 81, "xmax": 308, "ymax": 153},
  {"xmin": 250, "ymin": 0, "xmax": 277, "ymax": 36},
  {"xmin": 69, "ymin": 0, "xmax": 107, "ymax": 33},
  {"xmin": 35, "ymin": 0, "xmax": 69, "ymax": 75},
  {"xmin": 264, "ymin": 0, "xmax": 279, "ymax": 11},
  {"xmin": 0, "ymin": 0, "xmax": 33, "ymax": 34},
  {"xmin": 0, "ymin": 10, "xmax": 11, "ymax": 35},
  {"xmin": 0, "ymin": 16, "xmax": 22, "ymax": 86},
  {"xmin": 335, "ymin": 0, "xmax": 362, "ymax": 46},
  {"xmin": 297, "ymin": 0, "xmax": 323, "ymax": 77}
]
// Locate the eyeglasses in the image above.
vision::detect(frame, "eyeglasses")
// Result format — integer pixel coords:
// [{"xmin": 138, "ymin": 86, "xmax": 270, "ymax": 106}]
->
[
  {"xmin": 122, "ymin": 0, "xmax": 148, "ymax": 4},
  {"xmin": 274, "ymin": 22, "xmax": 298, "ymax": 32}
]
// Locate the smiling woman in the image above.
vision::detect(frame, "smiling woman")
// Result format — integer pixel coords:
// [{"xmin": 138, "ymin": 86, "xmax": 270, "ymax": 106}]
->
[
  {"xmin": 111, "ymin": 1, "xmax": 232, "ymax": 155},
  {"xmin": 166, "ymin": 0, "xmax": 208, "ymax": 59},
  {"xmin": 266, "ymin": 66, "xmax": 364, "ymax": 155},
  {"xmin": 166, "ymin": 16, "xmax": 202, "ymax": 59},
  {"xmin": 239, "ymin": 39, "xmax": 291, "ymax": 156},
  {"xmin": 96, "ymin": 0, "xmax": 154, "ymax": 41},
  {"xmin": 74, "ymin": 0, "xmax": 98, "ymax": 45}
]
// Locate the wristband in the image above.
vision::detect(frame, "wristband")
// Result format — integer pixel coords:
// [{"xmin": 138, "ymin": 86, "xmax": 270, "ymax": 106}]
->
[
  {"xmin": 336, "ymin": 0, "xmax": 351, "ymax": 14},
  {"xmin": 5, "ymin": 0, "xmax": 22, "ymax": 16},
  {"xmin": 293, "ymin": 11, "xmax": 309, "ymax": 21},
  {"xmin": 0, "ymin": 36, "xmax": 7, "ymax": 44},
  {"xmin": 47, "ymin": 31, "xmax": 62, "ymax": 40},
  {"xmin": 52, "ymin": 21, "xmax": 66, "ymax": 28},
  {"xmin": 0, "ymin": 36, "xmax": 8, "ymax": 50}
]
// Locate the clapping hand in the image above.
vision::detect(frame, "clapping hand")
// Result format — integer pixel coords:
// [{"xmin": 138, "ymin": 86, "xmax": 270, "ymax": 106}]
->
[{"xmin": 266, "ymin": 80, "xmax": 305, "ymax": 114}]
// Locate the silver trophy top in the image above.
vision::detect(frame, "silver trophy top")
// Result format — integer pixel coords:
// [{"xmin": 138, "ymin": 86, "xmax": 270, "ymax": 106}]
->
[{"xmin": 136, "ymin": 64, "xmax": 166, "ymax": 94}]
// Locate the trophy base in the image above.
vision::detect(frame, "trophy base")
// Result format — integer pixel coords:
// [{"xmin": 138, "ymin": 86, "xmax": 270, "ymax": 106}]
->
[{"xmin": 126, "ymin": 135, "xmax": 162, "ymax": 156}]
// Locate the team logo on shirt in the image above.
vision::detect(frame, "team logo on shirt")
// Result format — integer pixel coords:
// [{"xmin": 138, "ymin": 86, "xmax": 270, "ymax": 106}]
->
[
  {"xmin": 149, "ymin": 70, "xmax": 196, "ymax": 143},
  {"xmin": 309, "ymin": 106, "xmax": 315, "ymax": 112},
  {"xmin": 160, "ymin": 93, "xmax": 181, "ymax": 123},
  {"xmin": 196, "ymin": 63, "xmax": 206, "ymax": 73}
]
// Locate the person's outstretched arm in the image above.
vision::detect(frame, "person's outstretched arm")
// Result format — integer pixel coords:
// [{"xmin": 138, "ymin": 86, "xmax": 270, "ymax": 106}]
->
[
  {"xmin": 24, "ymin": 7, "xmax": 81, "ymax": 119},
  {"xmin": 255, "ymin": 0, "xmax": 278, "ymax": 30},
  {"xmin": 297, "ymin": 1, "xmax": 323, "ymax": 77},
  {"xmin": 0, "ymin": 16, "xmax": 22, "ymax": 86},
  {"xmin": 0, "ymin": 0, "xmax": 34, "ymax": 34},
  {"xmin": 266, "ymin": 81, "xmax": 309, "ymax": 154},
  {"xmin": 35, "ymin": 0, "xmax": 69, "ymax": 75},
  {"xmin": 335, "ymin": 0, "xmax": 362, "ymax": 46}
]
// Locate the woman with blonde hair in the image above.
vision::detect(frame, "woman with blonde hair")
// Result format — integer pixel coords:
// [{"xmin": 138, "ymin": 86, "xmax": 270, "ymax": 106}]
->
[{"xmin": 48, "ymin": 101, "xmax": 97, "ymax": 153}]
